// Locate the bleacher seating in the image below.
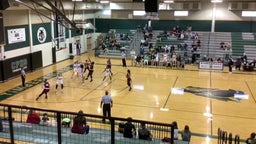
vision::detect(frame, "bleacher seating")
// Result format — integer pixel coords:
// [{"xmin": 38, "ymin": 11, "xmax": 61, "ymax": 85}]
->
[{"xmin": 0, "ymin": 104, "xmax": 176, "ymax": 144}]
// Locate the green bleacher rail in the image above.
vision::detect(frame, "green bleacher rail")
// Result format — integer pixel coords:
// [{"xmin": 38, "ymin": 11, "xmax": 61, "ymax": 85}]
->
[{"xmin": 0, "ymin": 104, "xmax": 174, "ymax": 144}]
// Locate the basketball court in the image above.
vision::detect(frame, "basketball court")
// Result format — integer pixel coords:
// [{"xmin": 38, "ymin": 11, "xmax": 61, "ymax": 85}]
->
[{"xmin": 0, "ymin": 52, "xmax": 256, "ymax": 143}]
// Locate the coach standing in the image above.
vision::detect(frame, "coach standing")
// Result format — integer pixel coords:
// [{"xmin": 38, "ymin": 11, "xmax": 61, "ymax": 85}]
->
[
  {"xmin": 100, "ymin": 91, "xmax": 113, "ymax": 123},
  {"xmin": 21, "ymin": 67, "xmax": 26, "ymax": 88}
]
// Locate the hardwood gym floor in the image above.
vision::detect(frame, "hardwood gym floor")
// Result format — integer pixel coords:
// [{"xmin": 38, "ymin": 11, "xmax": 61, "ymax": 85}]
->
[{"xmin": 1, "ymin": 52, "xmax": 256, "ymax": 144}]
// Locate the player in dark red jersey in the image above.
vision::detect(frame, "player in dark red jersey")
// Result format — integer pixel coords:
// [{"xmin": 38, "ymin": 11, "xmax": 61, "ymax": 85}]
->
[
  {"xmin": 126, "ymin": 69, "xmax": 132, "ymax": 91},
  {"xmin": 85, "ymin": 61, "xmax": 94, "ymax": 82},
  {"xmin": 36, "ymin": 79, "xmax": 50, "ymax": 100}
]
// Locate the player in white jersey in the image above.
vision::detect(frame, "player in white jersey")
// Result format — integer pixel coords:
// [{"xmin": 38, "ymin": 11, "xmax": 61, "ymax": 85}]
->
[
  {"xmin": 56, "ymin": 73, "xmax": 64, "ymax": 93},
  {"xmin": 102, "ymin": 66, "xmax": 112, "ymax": 81},
  {"xmin": 77, "ymin": 62, "xmax": 82, "ymax": 78},
  {"xmin": 71, "ymin": 61, "xmax": 79, "ymax": 79}
]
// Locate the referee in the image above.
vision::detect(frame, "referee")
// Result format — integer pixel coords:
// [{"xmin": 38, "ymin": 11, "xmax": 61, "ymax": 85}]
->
[
  {"xmin": 100, "ymin": 91, "xmax": 113, "ymax": 123},
  {"xmin": 21, "ymin": 67, "xmax": 26, "ymax": 88}
]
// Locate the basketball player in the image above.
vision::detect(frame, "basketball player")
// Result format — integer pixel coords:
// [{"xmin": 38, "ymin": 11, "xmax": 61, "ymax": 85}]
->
[
  {"xmin": 56, "ymin": 73, "xmax": 64, "ymax": 93},
  {"xmin": 71, "ymin": 61, "xmax": 79, "ymax": 79},
  {"xmin": 106, "ymin": 58, "xmax": 113, "ymax": 75},
  {"xmin": 82, "ymin": 60, "xmax": 90, "ymax": 84},
  {"xmin": 102, "ymin": 66, "xmax": 112, "ymax": 82},
  {"xmin": 85, "ymin": 61, "xmax": 94, "ymax": 82},
  {"xmin": 126, "ymin": 69, "xmax": 132, "ymax": 91},
  {"xmin": 36, "ymin": 79, "xmax": 50, "ymax": 100}
]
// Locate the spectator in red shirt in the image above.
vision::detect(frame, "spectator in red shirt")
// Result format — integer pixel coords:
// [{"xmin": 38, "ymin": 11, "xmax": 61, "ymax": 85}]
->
[
  {"xmin": 26, "ymin": 110, "xmax": 40, "ymax": 124},
  {"xmin": 71, "ymin": 110, "xmax": 89, "ymax": 134}
]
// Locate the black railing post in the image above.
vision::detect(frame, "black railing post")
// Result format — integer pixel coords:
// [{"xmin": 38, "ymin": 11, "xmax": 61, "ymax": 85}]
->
[
  {"xmin": 110, "ymin": 118, "xmax": 115, "ymax": 144},
  {"xmin": 170, "ymin": 125, "xmax": 174, "ymax": 144},
  {"xmin": 7, "ymin": 106, "xmax": 14, "ymax": 144},
  {"xmin": 57, "ymin": 112, "xmax": 62, "ymax": 144}
]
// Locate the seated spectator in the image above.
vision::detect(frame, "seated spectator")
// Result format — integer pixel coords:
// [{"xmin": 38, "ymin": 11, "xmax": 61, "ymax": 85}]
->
[
  {"xmin": 226, "ymin": 42, "xmax": 232, "ymax": 50},
  {"xmin": 172, "ymin": 121, "xmax": 179, "ymax": 140},
  {"xmin": 103, "ymin": 47, "xmax": 109, "ymax": 55},
  {"xmin": 235, "ymin": 58, "xmax": 241, "ymax": 71},
  {"xmin": 179, "ymin": 32, "xmax": 185, "ymax": 40},
  {"xmin": 220, "ymin": 42, "xmax": 225, "ymax": 50},
  {"xmin": 194, "ymin": 33, "xmax": 199, "ymax": 40},
  {"xmin": 26, "ymin": 110, "xmax": 40, "ymax": 124},
  {"xmin": 181, "ymin": 125, "xmax": 191, "ymax": 143},
  {"xmin": 135, "ymin": 55, "xmax": 142, "ymax": 66},
  {"xmin": 202, "ymin": 55, "xmax": 208, "ymax": 61},
  {"xmin": 177, "ymin": 44, "xmax": 182, "ymax": 51},
  {"xmin": 144, "ymin": 54, "xmax": 150, "ymax": 65},
  {"xmin": 246, "ymin": 132, "xmax": 255, "ymax": 144},
  {"xmin": 138, "ymin": 122, "xmax": 152, "ymax": 141},
  {"xmin": 123, "ymin": 117, "xmax": 136, "ymax": 138},
  {"xmin": 197, "ymin": 40, "xmax": 201, "ymax": 49},
  {"xmin": 156, "ymin": 35, "xmax": 161, "ymax": 42},
  {"xmin": 62, "ymin": 117, "xmax": 71, "ymax": 127},
  {"xmin": 40, "ymin": 113, "xmax": 49, "ymax": 126},
  {"xmin": 216, "ymin": 57, "xmax": 222, "ymax": 63},
  {"xmin": 71, "ymin": 110, "xmax": 89, "ymax": 134}
]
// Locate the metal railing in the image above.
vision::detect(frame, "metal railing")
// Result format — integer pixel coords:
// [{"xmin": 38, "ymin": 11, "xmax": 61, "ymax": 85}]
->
[{"xmin": 0, "ymin": 104, "xmax": 174, "ymax": 144}]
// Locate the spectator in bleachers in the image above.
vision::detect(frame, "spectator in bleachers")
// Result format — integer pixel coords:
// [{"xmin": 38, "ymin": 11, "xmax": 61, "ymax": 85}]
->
[
  {"xmin": 71, "ymin": 110, "xmax": 89, "ymax": 134},
  {"xmin": 183, "ymin": 43, "xmax": 188, "ymax": 51},
  {"xmin": 201, "ymin": 55, "xmax": 208, "ymax": 61},
  {"xmin": 241, "ymin": 53, "xmax": 247, "ymax": 63},
  {"xmin": 120, "ymin": 33, "xmax": 124, "ymax": 40},
  {"xmin": 26, "ymin": 110, "xmax": 40, "ymax": 124},
  {"xmin": 220, "ymin": 42, "xmax": 225, "ymax": 50},
  {"xmin": 235, "ymin": 58, "xmax": 242, "ymax": 71},
  {"xmin": 172, "ymin": 121, "xmax": 179, "ymax": 140},
  {"xmin": 171, "ymin": 53, "xmax": 177, "ymax": 67},
  {"xmin": 216, "ymin": 57, "xmax": 222, "ymax": 63},
  {"xmin": 157, "ymin": 35, "xmax": 161, "ymax": 42},
  {"xmin": 144, "ymin": 54, "xmax": 150, "ymax": 65},
  {"xmin": 186, "ymin": 25, "xmax": 192, "ymax": 33},
  {"xmin": 194, "ymin": 33, "xmax": 199, "ymax": 40},
  {"xmin": 170, "ymin": 45, "xmax": 175, "ymax": 53},
  {"xmin": 191, "ymin": 42, "xmax": 197, "ymax": 52},
  {"xmin": 226, "ymin": 42, "xmax": 232, "ymax": 51},
  {"xmin": 103, "ymin": 47, "xmax": 109, "ymax": 55},
  {"xmin": 135, "ymin": 54, "xmax": 142, "ymax": 66},
  {"xmin": 177, "ymin": 44, "xmax": 182, "ymax": 51},
  {"xmin": 179, "ymin": 31, "xmax": 185, "ymax": 40},
  {"xmin": 138, "ymin": 122, "xmax": 152, "ymax": 141},
  {"xmin": 228, "ymin": 57, "xmax": 234, "ymax": 74},
  {"xmin": 154, "ymin": 53, "xmax": 159, "ymax": 66},
  {"xmin": 181, "ymin": 125, "xmax": 191, "ymax": 143},
  {"xmin": 62, "ymin": 117, "xmax": 71, "ymax": 127},
  {"xmin": 172, "ymin": 27, "xmax": 177, "ymax": 37},
  {"xmin": 197, "ymin": 40, "xmax": 201, "ymax": 49},
  {"xmin": 246, "ymin": 132, "xmax": 255, "ymax": 144},
  {"xmin": 137, "ymin": 25, "xmax": 142, "ymax": 32},
  {"xmin": 123, "ymin": 117, "xmax": 136, "ymax": 138},
  {"xmin": 40, "ymin": 113, "xmax": 49, "ymax": 126}
]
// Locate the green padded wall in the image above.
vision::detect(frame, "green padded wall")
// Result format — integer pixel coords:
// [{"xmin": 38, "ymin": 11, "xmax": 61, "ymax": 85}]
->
[
  {"xmin": 215, "ymin": 21, "xmax": 256, "ymax": 32},
  {"xmin": 95, "ymin": 19, "xmax": 212, "ymax": 33}
]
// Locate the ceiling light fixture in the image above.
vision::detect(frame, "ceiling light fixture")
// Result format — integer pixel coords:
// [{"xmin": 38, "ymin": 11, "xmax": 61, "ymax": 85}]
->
[
  {"xmin": 100, "ymin": 0, "xmax": 110, "ymax": 4},
  {"xmin": 211, "ymin": 0, "xmax": 222, "ymax": 3},
  {"xmin": 163, "ymin": 0, "xmax": 174, "ymax": 3}
]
